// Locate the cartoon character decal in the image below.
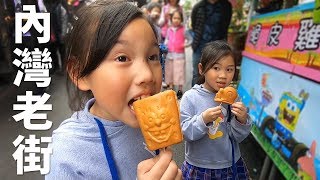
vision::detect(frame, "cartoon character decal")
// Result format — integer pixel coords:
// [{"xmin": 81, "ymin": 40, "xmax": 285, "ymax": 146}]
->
[
  {"xmin": 261, "ymin": 73, "xmax": 268, "ymax": 88},
  {"xmin": 208, "ymin": 107, "xmax": 227, "ymax": 139},
  {"xmin": 261, "ymin": 90, "xmax": 310, "ymax": 169},
  {"xmin": 276, "ymin": 90, "xmax": 309, "ymax": 132},
  {"xmin": 298, "ymin": 140, "xmax": 318, "ymax": 180},
  {"xmin": 261, "ymin": 73, "xmax": 273, "ymax": 106}
]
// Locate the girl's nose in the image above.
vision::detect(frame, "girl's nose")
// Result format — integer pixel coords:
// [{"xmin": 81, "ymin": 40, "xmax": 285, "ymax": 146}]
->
[
  {"xmin": 135, "ymin": 61, "xmax": 153, "ymax": 85},
  {"xmin": 218, "ymin": 70, "xmax": 227, "ymax": 78}
]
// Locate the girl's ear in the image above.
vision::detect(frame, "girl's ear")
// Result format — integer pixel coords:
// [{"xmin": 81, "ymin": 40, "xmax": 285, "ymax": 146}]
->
[
  {"xmin": 198, "ymin": 63, "xmax": 203, "ymax": 75},
  {"xmin": 75, "ymin": 76, "xmax": 90, "ymax": 91},
  {"xmin": 67, "ymin": 57, "xmax": 90, "ymax": 91}
]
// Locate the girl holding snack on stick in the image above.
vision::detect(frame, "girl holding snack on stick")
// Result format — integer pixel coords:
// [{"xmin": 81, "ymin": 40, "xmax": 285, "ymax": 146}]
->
[
  {"xmin": 46, "ymin": 1, "xmax": 181, "ymax": 179},
  {"xmin": 179, "ymin": 40, "xmax": 252, "ymax": 179}
]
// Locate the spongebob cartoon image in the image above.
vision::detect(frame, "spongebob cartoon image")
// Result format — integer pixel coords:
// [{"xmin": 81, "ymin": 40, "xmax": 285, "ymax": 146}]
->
[
  {"xmin": 276, "ymin": 90, "xmax": 308, "ymax": 132},
  {"xmin": 260, "ymin": 90, "xmax": 309, "ymax": 169}
]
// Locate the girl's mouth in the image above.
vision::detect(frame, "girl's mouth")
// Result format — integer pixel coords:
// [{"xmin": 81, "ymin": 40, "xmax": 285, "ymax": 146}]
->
[
  {"xmin": 128, "ymin": 99, "xmax": 135, "ymax": 110},
  {"xmin": 128, "ymin": 98, "xmax": 140, "ymax": 112},
  {"xmin": 128, "ymin": 95, "xmax": 151, "ymax": 112},
  {"xmin": 217, "ymin": 82, "xmax": 226, "ymax": 88}
]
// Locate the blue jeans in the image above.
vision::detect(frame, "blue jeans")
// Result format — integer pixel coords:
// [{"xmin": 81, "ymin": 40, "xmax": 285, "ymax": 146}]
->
[{"xmin": 192, "ymin": 48, "xmax": 202, "ymax": 86}]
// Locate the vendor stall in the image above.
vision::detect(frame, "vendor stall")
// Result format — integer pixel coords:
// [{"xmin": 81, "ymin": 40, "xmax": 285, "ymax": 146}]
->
[{"xmin": 238, "ymin": 1, "xmax": 320, "ymax": 179}]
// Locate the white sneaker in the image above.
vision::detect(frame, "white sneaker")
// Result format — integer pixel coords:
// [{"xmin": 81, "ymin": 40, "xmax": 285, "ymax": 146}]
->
[{"xmin": 162, "ymin": 82, "xmax": 168, "ymax": 88}]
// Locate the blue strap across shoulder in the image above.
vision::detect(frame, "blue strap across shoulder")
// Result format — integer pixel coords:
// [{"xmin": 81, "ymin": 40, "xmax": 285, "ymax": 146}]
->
[
  {"xmin": 227, "ymin": 105, "xmax": 237, "ymax": 180},
  {"xmin": 94, "ymin": 118, "xmax": 119, "ymax": 180}
]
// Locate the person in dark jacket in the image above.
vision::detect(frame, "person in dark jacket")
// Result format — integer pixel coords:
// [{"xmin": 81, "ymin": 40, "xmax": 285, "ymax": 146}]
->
[
  {"xmin": 44, "ymin": 0, "xmax": 69, "ymax": 73},
  {"xmin": 190, "ymin": 0, "xmax": 232, "ymax": 86},
  {"xmin": 0, "ymin": 0, "xmax": 14, "ymax": 78},
  {"xmin": 0, "ymin": 0, "xmax": 41, "ymax": 81}
]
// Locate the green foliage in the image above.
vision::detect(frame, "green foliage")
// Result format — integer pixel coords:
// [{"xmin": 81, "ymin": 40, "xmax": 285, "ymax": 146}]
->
[
  {"xmin": 229, "ymin": 0, "xmax": 249, "ymax": 33},
  {"xmin": 183, "ymin": 0, "xmax": 192, "ymax": 12}
]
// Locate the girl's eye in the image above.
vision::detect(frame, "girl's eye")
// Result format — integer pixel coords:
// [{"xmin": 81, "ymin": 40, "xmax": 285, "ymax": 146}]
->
[
  {"xmin": 116, "ymin": 56, "xmax": 128, "ymax": 62},
  {"xmin": 227, "ymin": 68, "xmax": 235, "ymax": 72},
  {"xmin": 213, "ymin": 66, "xmax": 220, "ymax": 71},
  {"xmin": 148, "ymin": 54, "xmax": 159, "ymax": 61}
]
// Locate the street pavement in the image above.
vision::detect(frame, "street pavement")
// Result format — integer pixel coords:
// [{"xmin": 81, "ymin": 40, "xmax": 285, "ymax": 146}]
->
[{"xmin": 0, "ymin": 47, "xmax": 267, "ymax": 179}]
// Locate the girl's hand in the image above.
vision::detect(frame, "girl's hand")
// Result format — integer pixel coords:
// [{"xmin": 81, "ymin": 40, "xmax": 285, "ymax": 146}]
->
[
  {"xmin": 231, "ymin": 102, "xmax": 248, "ymax": 124},
  {"xmin": 137, "ymin": 148, "xmax": 182, "ymax": 180},
  {"xmin": 202, "ymin": 106, "xmax": 222, "ymax": 124}
]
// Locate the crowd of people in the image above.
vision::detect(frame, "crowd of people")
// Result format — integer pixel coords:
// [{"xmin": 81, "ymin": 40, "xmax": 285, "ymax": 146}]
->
[
  {"xmin": 0, "ymin": 0, "xmax": 92, "ymax": 85},
  {"xmin": 0, "ymin": 0, "xmax": 233, "ymax": 96},
  {"xmin": 142, "ymin": 0, "xmax": 189, "ymax": 99},
  {"xmin": 141, "ymin": 0, "xmax": 232, "ymax": 100}
]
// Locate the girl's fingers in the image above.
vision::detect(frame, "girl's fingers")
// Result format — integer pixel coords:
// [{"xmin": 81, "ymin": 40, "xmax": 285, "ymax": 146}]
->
[
  {"xmin": 208, "ymin": 106, "xmax": 222, "ymax": 112},
  {"xmin": 231, "ymin": 109, "xmax": 239, "ymax": 116},
  {"xmin": 160, "ymin": 160, "xmax": 180, "ymax": 180},
  {"xmin": 232, "ymin": 103, "xmax": 247, "ymax": 113},
  {"xmin": 213, "ymin": 110, "xmax": 222, "ymax": 116},
  {"xmin": 231, "ymin": 109, "xmax": 247, "ymax": 123},
  {"xmin": 148, "ymin": 149, "xmax": 173, "ymax": 178},
  {"xmin": 212, "ymin": 107, "xmax": 222, "ymax": 115},
  {"xmin": 211, "ymin": 110, "xmax": 222, "ymax": 121},
  {"xmin": 232, "ymin": 101, "xmax": 243, "ymax": 107},
  {"xmin": 232, "ymin": 107, "xmax": 241, "ymax": 112},
  {"xmin": 231, "ymin": 109, "xmax": 243, "ymax": 118},
  {"xmin": 137, "ymin": 158, "xmax": 156, "ymax": 177},
  {"xmin": 204, "ymin": 107, "xmax": 222, "ymax": 121},
  {"xmin": 175, "ymin": 169, "xmax": 182, "ymax": 180}
]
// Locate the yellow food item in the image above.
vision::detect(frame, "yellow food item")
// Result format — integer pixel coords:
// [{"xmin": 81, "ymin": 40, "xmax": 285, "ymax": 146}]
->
[
  {"xmin": 214, "ymin": 87, "xmax": 238, "ymax": 104},
  {"xmin": 133, "ymin": 90, "xmax": 183, "ymax": 151}
]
